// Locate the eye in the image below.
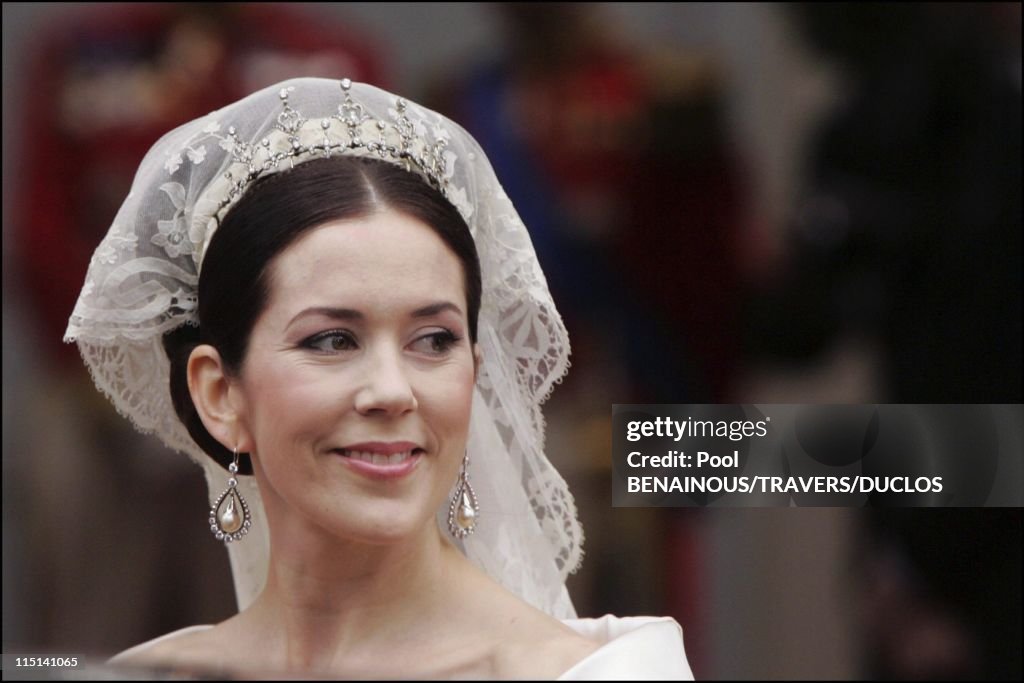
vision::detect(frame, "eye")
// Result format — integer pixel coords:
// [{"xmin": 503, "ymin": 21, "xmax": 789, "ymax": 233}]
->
[
  {"xmin": 301, "ymin": 329, "xmax": 358, "ymax": 353},
  {"xmin": 410, "ymin": 329, "xmax": 461, "ymax": 356}
]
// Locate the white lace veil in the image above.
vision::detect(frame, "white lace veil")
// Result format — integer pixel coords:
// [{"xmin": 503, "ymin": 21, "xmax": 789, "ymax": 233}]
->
[{"xmin": 64, "ymin": 78, "xmax": 583, "ymax": 619}]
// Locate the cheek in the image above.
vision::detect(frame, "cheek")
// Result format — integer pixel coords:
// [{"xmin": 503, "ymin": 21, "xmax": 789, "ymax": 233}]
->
[
  {"xmin": 417, "ymin": 364, "xmax": 476, "ymax": 434},
  {"xmin": 240, "ymin": 361, "xmax": 346, "ymax": 440}
]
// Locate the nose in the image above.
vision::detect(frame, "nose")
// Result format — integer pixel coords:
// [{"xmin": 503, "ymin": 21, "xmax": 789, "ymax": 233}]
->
[{"xmin": 353, "ymin": 344, "xmax": 418, "ymax": 416}]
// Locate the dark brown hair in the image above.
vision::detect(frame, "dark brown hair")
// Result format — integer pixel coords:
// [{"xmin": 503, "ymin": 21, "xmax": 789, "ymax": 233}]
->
[{"xmin": 163, "ymin": 157, "xmax": 481, "ymax": 472}]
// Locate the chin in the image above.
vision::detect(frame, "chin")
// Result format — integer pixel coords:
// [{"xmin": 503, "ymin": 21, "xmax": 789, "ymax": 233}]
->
[{"xmin": 327, "ymin": 504, "xmax": 439, "ymax": 546}]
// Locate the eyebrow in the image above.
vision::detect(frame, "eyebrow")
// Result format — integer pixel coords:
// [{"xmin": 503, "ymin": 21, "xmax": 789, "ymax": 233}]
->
[{"xmin": 286, "ymin": 302, "xmax": 463, "ymax": 329}]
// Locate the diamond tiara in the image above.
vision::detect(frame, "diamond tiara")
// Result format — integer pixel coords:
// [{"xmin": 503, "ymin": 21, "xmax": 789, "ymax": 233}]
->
[
  {"xmin": 217, "ymin": 78, "xmax": 455, "ymax": 213},
  {"xmin": 191, "ymin": 78, "xmax": 469, "ymax": 270}
]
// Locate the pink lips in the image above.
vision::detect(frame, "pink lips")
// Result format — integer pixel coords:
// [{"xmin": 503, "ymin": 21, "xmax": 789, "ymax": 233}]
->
[{"xmin": 334, "ymin": 441, "xmax": 424, "ymax": 480}]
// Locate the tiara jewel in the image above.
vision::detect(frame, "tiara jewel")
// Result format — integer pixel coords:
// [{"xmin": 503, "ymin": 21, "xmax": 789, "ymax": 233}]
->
[{"xmin": 191, "ymin": 79, "xmax": 469, "ymax": 270}]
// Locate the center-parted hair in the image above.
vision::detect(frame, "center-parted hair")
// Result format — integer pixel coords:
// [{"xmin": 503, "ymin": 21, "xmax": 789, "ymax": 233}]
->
[{"xmin": 163, "ymin": 156, "xmax": 482, "ymax": 472}]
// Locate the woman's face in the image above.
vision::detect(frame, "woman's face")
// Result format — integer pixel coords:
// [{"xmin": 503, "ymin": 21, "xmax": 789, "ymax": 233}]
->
[{"xmin": 232, "ymin": 208, "xmax": 477, "ymax": 545}]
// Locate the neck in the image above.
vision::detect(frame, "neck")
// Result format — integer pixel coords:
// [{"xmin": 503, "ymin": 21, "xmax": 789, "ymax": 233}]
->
[{"xmin": 245, "ymin": 515, "xmax": 466, "ymax": 674}]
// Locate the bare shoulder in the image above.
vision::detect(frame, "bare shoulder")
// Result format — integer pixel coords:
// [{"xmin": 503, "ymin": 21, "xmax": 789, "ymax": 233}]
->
[
  {"xmin": 447, "ymin": 558, "xmax": 600, "ymax": 678},
  {"xmin": 112, "ymin": 626, "xmax": 223, "ymax": 673},
  {"xmin": 489, "ymin": 607, "xmax": 602, "ymax": 679}
]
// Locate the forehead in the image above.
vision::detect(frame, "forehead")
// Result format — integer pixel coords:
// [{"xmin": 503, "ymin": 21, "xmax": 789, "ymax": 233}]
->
[{"xmin": 264, "ymin": 209, "xmax": 466, "ymax": 316}]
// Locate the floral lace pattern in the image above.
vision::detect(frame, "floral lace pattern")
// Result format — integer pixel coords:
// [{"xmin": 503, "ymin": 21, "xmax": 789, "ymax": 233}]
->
[{"xmin": 65, "ymin": 79, "xmax": 582, "ymax": 617}]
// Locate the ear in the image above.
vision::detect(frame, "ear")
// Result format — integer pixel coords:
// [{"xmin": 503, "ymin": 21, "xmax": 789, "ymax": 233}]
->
[
  {"xmin": 473, "ymin": 343, "xmax": 483, "ymax": 381},
  {"xmin": 187, "ymin": 344, "xmax": 253, "ymax": 452}
]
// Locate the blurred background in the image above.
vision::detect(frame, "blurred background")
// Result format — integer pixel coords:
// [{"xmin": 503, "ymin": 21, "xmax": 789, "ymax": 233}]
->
[{"xmin": 2, "ymin": 2, "xmax": 1020, "ymax": 679}]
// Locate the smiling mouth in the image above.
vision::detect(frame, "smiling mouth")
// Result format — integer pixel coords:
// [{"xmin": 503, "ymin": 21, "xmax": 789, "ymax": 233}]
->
[{"xmin": 335, "ymin": 448, "xmax": 425, "ymax": 465}]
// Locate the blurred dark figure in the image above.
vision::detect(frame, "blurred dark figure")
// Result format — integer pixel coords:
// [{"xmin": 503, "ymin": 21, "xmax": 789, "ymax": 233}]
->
[
  {"xmin": 754, "ymin": 3, "xmax": 1021, "ymax": 402},
  {"xmin": 5, "ymin": 2, "xmax": 383, "ymax": 656},
  {"xmin": 856, "ymin": 509, "xmax": 1022, "ymax": 680},
  {"xmin": 770, "ymin": 4, "xmax": 1022, "ymax": 680}
]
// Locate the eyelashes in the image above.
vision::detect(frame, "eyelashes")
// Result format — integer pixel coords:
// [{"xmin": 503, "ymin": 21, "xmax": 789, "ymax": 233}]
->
[
  {"xmin": 413, "ymin": 329, "xmax": 461, "ymax": 355},
  {"xmin": 300, "ymin": 329, "xmax": 463, "ymax": 356},
  {"xmin": 302, "ymin": 329, "xmax": 358, "ymax": 353}
]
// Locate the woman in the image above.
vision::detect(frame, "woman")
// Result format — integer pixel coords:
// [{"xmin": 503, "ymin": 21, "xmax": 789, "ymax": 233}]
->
[{"xmin": 65, "ymin": 78, "xmax": 692, "ymax": 679}]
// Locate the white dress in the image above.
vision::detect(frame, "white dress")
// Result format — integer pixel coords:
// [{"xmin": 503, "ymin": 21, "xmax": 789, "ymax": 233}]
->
[
  {"xmin": 112, "ymin": 614, "xmax": 694, "ymax": 680},
  {"xmin": 559, "ymin": 615, "xmax": 694, "ymax": 680}
]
